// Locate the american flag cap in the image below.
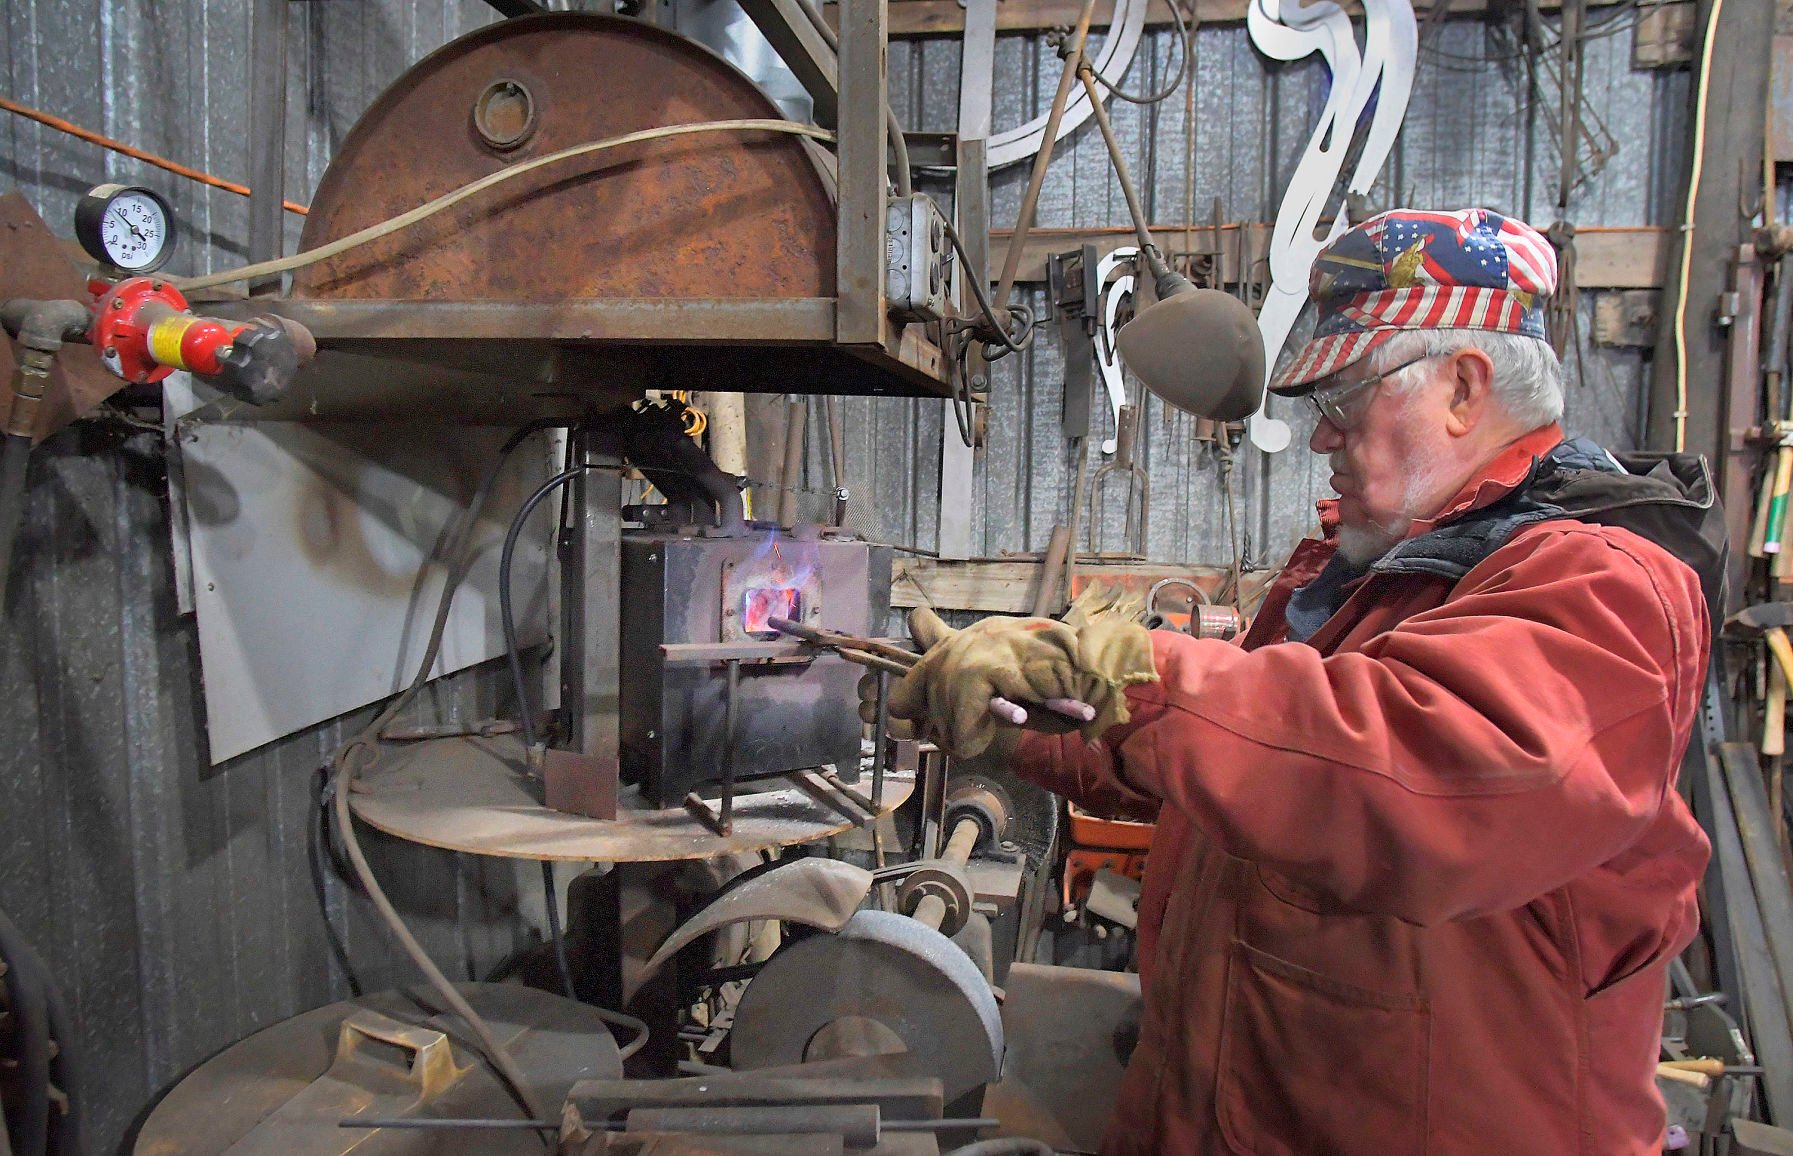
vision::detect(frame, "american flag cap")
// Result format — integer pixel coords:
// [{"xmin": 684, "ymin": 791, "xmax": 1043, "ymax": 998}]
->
[{"xmin": 1269, "ymin": 207, "xmax": 1559, "ymax": 395}]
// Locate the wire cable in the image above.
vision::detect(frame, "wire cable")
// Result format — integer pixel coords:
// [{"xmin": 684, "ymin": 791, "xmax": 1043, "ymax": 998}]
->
[
  {"xmin": 500, "ymin": 466, "xmax": 588, "ymax": 750},
  {"xmin": 328, "ymin": 418, "xmax": 568, "ymax": 1128},
  {"xmin": 943, "ymin": 217, "xmax": 1035, "ymax": 357},
  {"xmin": 0, "ymin": 94, "xmax": 311, "ymax": 216},
  {"xmin": 541, "ymin": 861, "xmax": 577, "ymax": 1002},
  {"xmin": 173, "ymin": 120, "xmax": 836, "ymax": 293},
  {"xmin": 1085, "ymin": 0, "xmax": 1191, "ymax": 106}
]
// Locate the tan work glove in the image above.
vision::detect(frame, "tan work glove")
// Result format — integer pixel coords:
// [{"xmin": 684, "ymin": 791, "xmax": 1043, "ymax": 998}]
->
[{"xmin": 866, "ymin": 607, "xmax": 1156, "ymax": 760}]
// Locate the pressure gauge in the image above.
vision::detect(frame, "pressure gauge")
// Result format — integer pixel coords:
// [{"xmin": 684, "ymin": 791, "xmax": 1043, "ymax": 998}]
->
[{"xmin": 74, "ymin": 184, "xmax": 174, "ymax": 274}]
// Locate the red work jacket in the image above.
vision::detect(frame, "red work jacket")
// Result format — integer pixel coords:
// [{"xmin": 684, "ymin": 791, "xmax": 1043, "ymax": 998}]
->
[{"xmin": 1017, "ymin": 426, "xmax": 1711, "ymax": 1155}]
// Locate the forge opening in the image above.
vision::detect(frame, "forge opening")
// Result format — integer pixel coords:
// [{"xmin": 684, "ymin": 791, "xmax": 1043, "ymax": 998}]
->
[{"xmin": 742, "ymin": 585, "xmax": 802, "ymax": 638}]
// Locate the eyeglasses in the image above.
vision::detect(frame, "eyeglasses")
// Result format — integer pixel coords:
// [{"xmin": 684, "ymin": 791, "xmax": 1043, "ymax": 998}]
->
[{"xmin": 1305, "ymin": 352, "xmax": 1437, "ymax": 431}]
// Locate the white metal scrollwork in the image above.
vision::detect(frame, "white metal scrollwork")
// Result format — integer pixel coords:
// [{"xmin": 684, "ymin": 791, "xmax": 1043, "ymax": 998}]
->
[
  {"xmin": 986, "ymin": 0, "xmax": 1150, "ymax": 170},
  {"xmin": 1245, "ymin": 0, "xmax": 1417, "ymax": 453}
]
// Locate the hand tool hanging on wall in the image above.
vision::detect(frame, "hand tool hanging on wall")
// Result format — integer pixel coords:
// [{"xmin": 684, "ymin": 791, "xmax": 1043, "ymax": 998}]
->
[
  {"xmin": 1093, "ymin": 249, "xmax": 1139, "ymax": 455},
  {"xmin": 1086, "ymin": 403, "xmax": 1149, "ymax": 557}
]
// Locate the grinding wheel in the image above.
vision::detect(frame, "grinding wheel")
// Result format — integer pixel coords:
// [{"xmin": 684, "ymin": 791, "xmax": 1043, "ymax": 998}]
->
[{"xmin": 730, "ymin": 910, "xmax": 1003, "ymax": 1103}]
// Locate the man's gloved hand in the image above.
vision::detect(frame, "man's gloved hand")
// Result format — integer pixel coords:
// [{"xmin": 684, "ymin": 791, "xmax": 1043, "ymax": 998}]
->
[{"xmin": 859, "ymin": 607, "xmax": 1157, "ymax": 760}]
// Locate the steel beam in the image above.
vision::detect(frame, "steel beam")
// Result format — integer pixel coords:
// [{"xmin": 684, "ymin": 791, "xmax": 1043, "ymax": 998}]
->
[
  {"xmin": 936, "ymin": 0, "xmax": 996, "ymax": 560},
  {"xmin": 209, "ymin": 298, "xmax": 839, "ymax": 343},
  {"xmin": 559, "ymin": 435, "xmax": 624, "ymax": 778},
  {"xmin": 835, "ymin": 0, "xmax": 889, "ymax": 346},
  {"xmin": 737, "ymin": 0, "xmax": 841, "ymax": 128},
  {"xmin": 247, "ymin": 0, "xmax": 288, "ymax": 297}
]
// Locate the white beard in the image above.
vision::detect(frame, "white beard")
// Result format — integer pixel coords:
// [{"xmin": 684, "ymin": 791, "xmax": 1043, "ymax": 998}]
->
[
  {"xmin": 1331, "ymin": 439, "xmax": 1461, "ymax": 566},
  {"xmin": 1334, "ymin": 521, "xmax": 1403, "ymax": 565}
]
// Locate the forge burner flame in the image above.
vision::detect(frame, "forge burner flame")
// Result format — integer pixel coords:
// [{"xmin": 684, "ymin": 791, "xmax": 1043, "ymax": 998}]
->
[{"xmin": 743, "ymin": 586, "xmax": 802, "ymax": 637}]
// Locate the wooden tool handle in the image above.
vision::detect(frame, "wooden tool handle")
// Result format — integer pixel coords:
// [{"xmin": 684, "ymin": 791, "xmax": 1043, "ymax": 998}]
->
[{"xmin": 1656, "ymin": 1064, "xmax": 1711, "ymax": 1089}]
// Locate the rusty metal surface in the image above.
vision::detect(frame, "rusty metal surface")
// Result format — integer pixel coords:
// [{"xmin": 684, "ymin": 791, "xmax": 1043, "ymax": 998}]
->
[
  {"xmin": 221, "ymin": 298, "xmax": 838, "ymax": 343},
  {"xmin": 0, "ymin": 192, "xmax": 121, "ymax": 441},
  {"xmin": 134, "ymin": 983, "xmax": 623, "ymax": 1156},
  {"xmin": 981, "ymin": 963, "xmax": 1141, "ymax": 1154},
  {"xmin": 295, "ymin": 13, "xmax": 835, "ymax": 304},
  {"xmin": 349, "ymin": 734, "xmax": 914, "ymax": 862},
  {"xmin": 195, "ymin": 300, "xmax": 952, "ymax": 418}
]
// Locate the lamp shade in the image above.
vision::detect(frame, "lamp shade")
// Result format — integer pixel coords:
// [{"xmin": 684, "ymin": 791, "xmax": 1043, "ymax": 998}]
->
[{"xmin": 1115, "ymin": 286, "xmax": 1265, "ymax": 422}]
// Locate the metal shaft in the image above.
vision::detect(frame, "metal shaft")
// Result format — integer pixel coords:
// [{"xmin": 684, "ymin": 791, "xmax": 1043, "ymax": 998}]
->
[
  {"xmin": 777, "ymin": 398, "xmax": 806, "ymax": 527},
  {"xmin": 912, "ymin": 816, "xmax": 981, "ymax": 931},
  {"xmin": 1078, "ymin": 63, "xmax": 1158, "ymax": 263},
  {"xmin": 720, "ymin": 658, "xmax": 741, "ymax": 833},
  {"xmin": 992, "ymin": 0, "xmax": 1101, "ymax": 312}
]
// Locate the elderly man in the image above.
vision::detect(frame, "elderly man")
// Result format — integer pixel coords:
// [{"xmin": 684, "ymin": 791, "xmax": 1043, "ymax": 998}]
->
[{"xmin": 891, "ymin": 209, "xmax": 1718, "ymax": 1153}]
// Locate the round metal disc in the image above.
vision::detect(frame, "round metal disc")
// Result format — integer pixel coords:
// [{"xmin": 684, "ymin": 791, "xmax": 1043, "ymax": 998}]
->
[
  {"xmin": 135, "ymin": 984, "xmax": 621, "ymax": 1155},
  {"xmin": 350, "ymin": 734, "xmax": 913, "ymax": 862},
  {"xmin": 730, "ymin": 910, "xmax": 1003, "ymax": 1102}
]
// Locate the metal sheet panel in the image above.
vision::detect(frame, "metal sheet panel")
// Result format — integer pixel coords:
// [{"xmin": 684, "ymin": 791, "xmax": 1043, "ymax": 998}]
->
[{"xmin": 165, "ymin": 398, "xmax": 552, "ymax": 764}]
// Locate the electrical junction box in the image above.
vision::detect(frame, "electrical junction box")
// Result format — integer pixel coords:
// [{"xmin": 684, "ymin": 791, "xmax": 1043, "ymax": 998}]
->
[{"xmin": 886, "ymin": 193, "xmax": 951, "ymax": 323}]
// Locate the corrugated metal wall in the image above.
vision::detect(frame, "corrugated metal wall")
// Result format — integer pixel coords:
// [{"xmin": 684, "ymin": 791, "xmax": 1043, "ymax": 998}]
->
[
  {"xmin": 1, "ymin": 2, "xmax": 1688, "ymax": 1149},
  {"xmin": 839, "ymin": 13, "xmax": 1686, "ymax": 563},
  {"xmin": 3, "ymin": 4, "xmax": 540, "ymax": 1151}
]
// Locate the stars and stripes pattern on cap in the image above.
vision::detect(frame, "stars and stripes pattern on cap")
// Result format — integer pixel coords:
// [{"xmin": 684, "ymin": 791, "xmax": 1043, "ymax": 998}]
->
[{"xmin": 1270, "ymin": 208, "xmax": 1559, "ymax": 395}]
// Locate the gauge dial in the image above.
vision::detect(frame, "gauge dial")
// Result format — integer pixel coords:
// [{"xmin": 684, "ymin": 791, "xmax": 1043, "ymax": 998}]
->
[{"xmin": 74, "ymin": 184, "xmax": 174, "ymax": 273}]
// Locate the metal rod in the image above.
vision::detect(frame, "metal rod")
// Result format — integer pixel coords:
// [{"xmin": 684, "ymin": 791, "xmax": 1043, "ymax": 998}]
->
[
  {"xmin": 340, "ymin": 1118, "xmax": 562, "ymax": 1131},
  {"xmin": 777, "ymin": 398, "xmax": 806, "ymax": 527},
  {"xmin": 1063, "ymin": 435, "xmax": 1092, "ymax": 611},
  {"xmin": 818, "ymin": 767, "xmax": 879, "ymax": 814},
  {"xmin": 837, "ymin": 647, "xmax": 914, "ymax": 676},
  {"xmin": 872, "ymin": 669, "xmax": 892, "ymax": 810},
  {"xmin": 766, "ymin": 616, "xmax": 919, "ymax": 669},
  {"xmin": 247, "ymin": 0, "xmax": 288, "ymax": 296},
  {"xmin": 824, "ymin": 393, "xmax": 848, "ymax": 525},
  {"xmin": 992, "ymin": 0, "xmax": 1101, "ymax": 312},
  {"xmin": 789, "ymin": 770, "xmax": 873, "ymax": 826},
  {"xmin": 1030, "ymin": 524, "xmax": 1071, "ymax": 617},
  {"xmin": 337, "ymin": 1116, "xmax": 1002, "ymax": 1132},
  {"xmin": 1077, "ymin": 62, "xmax": 1159, "ymax": 262},
  {"xmin": 721, "ymin": 658, "xmax": 741, "ymax": 834}
]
